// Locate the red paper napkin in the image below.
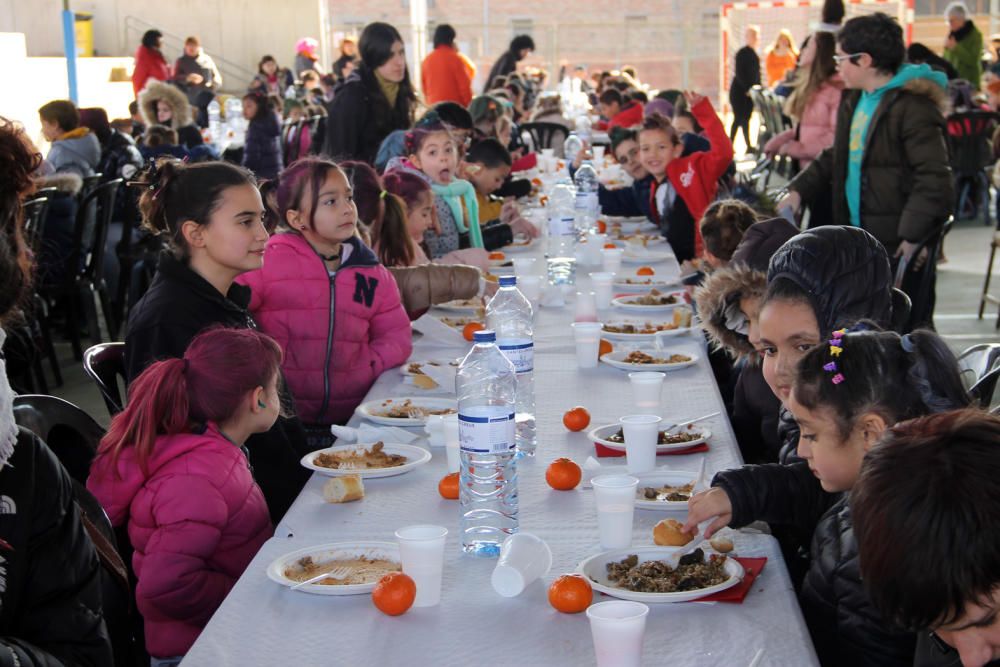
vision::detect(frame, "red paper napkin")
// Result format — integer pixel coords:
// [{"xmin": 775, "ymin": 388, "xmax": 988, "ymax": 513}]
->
[
  {"xmin": 594, "ymin": 442, "xmax": 710, "ymax": 457},
  {"xmin": 694, "ymin": 557, "xmax": 767, "ymax": 603}
]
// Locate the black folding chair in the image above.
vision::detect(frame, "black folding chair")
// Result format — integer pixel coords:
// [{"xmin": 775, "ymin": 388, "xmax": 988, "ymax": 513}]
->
[
  {"xmin": 21, "ymin": 195, "xmax": 51, "ymax": 254},
  {"xmin": 970, "ymin": 367, "xmax": 1000, "ymax": 411},
  {"xmin": 12, "ymin": 394, "xmax": 104, "ymax": 484},
  {"xmin": 958, "ymin": 343, "xmax": 1000, "ymax": 393},
  {"xmin": 946, "ymin": 111, "xmax": 998, "ymax": 225},
  {"xmin": 83, "ymin": 342, "xmax": 128, "ymax": 417},
  {"xmin": 520, "ymin": 122, "xmax": 570, "ymax": 154},
  {"xmin": 894, "ymin": 217, "xmax": 952, "ymax": 331}
]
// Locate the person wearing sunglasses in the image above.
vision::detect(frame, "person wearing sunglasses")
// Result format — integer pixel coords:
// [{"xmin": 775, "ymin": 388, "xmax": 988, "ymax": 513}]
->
[{"xmin": 778, "ymin": 12, "xmax": 952, "ymax": 327}]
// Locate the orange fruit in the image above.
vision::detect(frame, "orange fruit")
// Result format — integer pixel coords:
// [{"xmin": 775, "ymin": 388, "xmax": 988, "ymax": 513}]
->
[
  {"xmin": 548, "ymin": 574, "xmax": 593, "ymax": 613},
  {"xmin": 636, "ymin": 266, "xmax": 655, "ymax": 276},
  {"xmin": 372, "ymin": 572, "xmax": 417, "ymax": 616},
  {"xmin": 488, "ymin": 251, "xmax": 505, "ymax": 261},
  {"xmin": 596, "ymin": 220, "xmax": 607, "ymax": 234},
  {"xmin": 463, "ymin": 322, "xmax": 484, "ymax": 341},
  {"xmin": 598, "ymin": 339, "xmax": 613, "ymax": 357},
  {"xmin": 438, "ymin": 472, "xmax": 459, "ymax": 499},
  {"xmin": 562, "ymin": 406, "xmax": 591, "ymax": 432},
  {"xmin": 546, "ymin": 458, "xmax": 582, "ymax": 490},
  {"xmin": 531, "ymin": 177, "xmax": 543, "ymax": 186},
  {"xmin": 603, "ymin": 243, "xmax": 617, "ymax": 249}
]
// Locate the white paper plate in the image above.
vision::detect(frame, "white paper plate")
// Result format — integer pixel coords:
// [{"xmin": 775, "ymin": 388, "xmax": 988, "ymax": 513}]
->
[
  {"xmin": 621, "ymin": 249, "xmax": 675, "ymax": 264},
  {"xmin": 356, "ymin": 397, "xmax": 457, "ymax": 426},
  {"xmin": 588, "ymin": 423, "xmax": 712, "ymax": 453},
  {"xmin": 432, "ymin": 299, "xmax": 483, "ymax": 314},
  {"xmin": 633, "ymin": 471, "xmax": 699, "ymax": 510},
  {"xmin": 611, "ymin": 277, "xmax": 679, "ymax": 293},
  {"xmin": 435, "ymin": 315, "xmax": 480, "ymax": 331},
  {"xmin": 300, "ymin": 442, "xmax": 432, "ymax": 478},
  {"xmin": 600, "ymin": 321, "xmax": 692, "ymax": 341},
  {"xmin": 611, "ymin": 292, "xmax": 686, "ymax": 313},
  {"xmin": 398, "ymin": 359, "xmax": 461, "ymax": 377},
  {"xmin": 577, "ymin": 546, "xmax": 743, "ymax": 603},
  {"xmin": 613, "ymin": 235, "xmax": 666, "ymax": 248},
  {"xmin": 599, "ymin": 348, "xmax": 698, "ymax": 372},
  {"xmin": 267, "ymin": 541, "xmax": 401, "ymax": 596}
]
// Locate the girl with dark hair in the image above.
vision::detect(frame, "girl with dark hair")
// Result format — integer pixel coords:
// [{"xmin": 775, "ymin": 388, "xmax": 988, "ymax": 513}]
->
[
  {"xmin": 323, "ymin": 22, "xmax": 416, "ymax": 164},
  {"xmin": 686, "ymin": 328, "xmax": 970, "ymax": 667},
  {"xmin": 236, "ymin": 157, "xmax": 411, "ymax": 434},
  {"xmin": 89, "ymin": 327, "xmax": 277, "ymax": 665},
  {"xmin": 241, "ymin": 92, "xmax": 283, "ymax": 180},
  {"xmin": 138, "ymin": 80, "xmax": 206, "ymax": 149},
  {"xmin": 125, "ymin": 158, "xmax": 311, "ymax": 521},
  {"xmin": 132, "ymin": 28, "xmax": 171, "ymax": 96},
  {"xmin": 250, "ymin": 55, "xmax": 294, "ymax": 96}
]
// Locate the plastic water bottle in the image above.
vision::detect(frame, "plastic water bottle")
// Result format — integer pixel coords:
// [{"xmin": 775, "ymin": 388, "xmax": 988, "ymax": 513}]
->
[
  {"xmin": 576, "ymin": 116, "xmax": 593, "ymax": 145},
  {"xmin": 207, "ymin": 99, "xmax": 221, "ymax": 145},
  {"xmin": 574, "ymin": 160, "xmax": 600, "ymax": 234},
  {"xmin": 486, "ymin": 276, "xmax": 536, "ymax": 457},
  {"xmin": 564, "ymin": 133, "xmax": 583, "ymax": 165},
  {"xmin": 457, "ymin": 330, "xmax": 518, "ymax": 557},
  {"xmin": 545, "ymin": 183, "xmax": 578, "ymax": 285}
]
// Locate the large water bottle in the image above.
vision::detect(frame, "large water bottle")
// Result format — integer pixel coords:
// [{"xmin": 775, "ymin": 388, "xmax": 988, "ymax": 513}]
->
[
  {"xmin": 207, "ymin": 99, "xmax": 221, "ymax": 145},
  {"xmin": 574, "ymin": 161, "xmax": 600, "ymax": 234},
  {"xmin": 486, "ymin": 276, "xmax": 536, "ymax": 457},
  {"xmin": 563, "ymin": 133, "xmax": 583, "ymax": 165},
  {"xmin": 545, "ymin": 183, "xmax": 578, "ymax": 285},
  {"xmin": 224, "ymin": 97, "xmax": 247, "ymax": 144},
  {"xmin": 457, "ymin": 330, "xmax": 518, "ymax": 557}
]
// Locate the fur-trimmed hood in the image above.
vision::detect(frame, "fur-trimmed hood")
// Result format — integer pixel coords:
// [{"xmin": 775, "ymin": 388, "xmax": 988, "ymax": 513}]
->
[
  {"xmin": 695, "ymin": 263, "xmax": 767, "ymax": 361},
  {"xmin": 138, "ymin": 80, "xmax": 193, "ymax": 129},
  {"xmin": 35, "ymin": 171, "xmax": 83, "ymax": 195},
  {"xmin": 900, "ymin": 72, "xmax": 951, "ymax": 116}
]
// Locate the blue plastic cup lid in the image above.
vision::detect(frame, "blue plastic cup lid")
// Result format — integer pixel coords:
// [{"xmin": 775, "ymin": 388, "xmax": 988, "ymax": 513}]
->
[
  {"xmin": 498, "ymin": 276, "xmax": 517, "ymax": 287},
  {"xmin": 473, "ymin": 330, "xmax": 496, "ymax": 342}
]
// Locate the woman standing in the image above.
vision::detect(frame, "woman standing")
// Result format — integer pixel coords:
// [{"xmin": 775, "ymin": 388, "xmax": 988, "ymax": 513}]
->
[
  {"xmin": 766, "ymin": 29, "xmax": 799, "ymax": 87},
  {"xmin": 132, "ymin": 29, "xmax": 171, "ymax": 97},
  {"xmin": 322, "ymin": 22, "xmax": 416, "ymax": 165}
]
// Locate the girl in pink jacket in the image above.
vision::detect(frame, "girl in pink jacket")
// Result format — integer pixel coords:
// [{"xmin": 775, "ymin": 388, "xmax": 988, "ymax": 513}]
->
[
  {"xmin": 238, "ymin": 157, "xmax": 412, "ymax": 431},
  {"xmin": 88, "ymin": 328, "xmax": 279, "ymax": 663}
]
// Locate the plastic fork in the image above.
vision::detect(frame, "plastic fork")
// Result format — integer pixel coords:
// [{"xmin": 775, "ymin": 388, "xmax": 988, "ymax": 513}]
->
[
  {"xmin": 659, "ymin": 411, "xmax": 721, "ymax": 435},
  {"xmin": 290, "ymin": 565, "xmax": 353, "ymax": 590}
]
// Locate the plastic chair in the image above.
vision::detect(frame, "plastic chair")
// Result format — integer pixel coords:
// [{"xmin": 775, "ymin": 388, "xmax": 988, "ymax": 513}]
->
[
  {"xmin": 894, "ymin": 217, "xmax": 952, "ymax": 330},
  {"xmin": 970, "ymin": 366, "xmax": 1000, "ymax": 410},
  {"xmin": 946, "ymin": 110, "xmax": 998, "ymax": 225},
  {"xmin": 520, "ymin": 122, "xmax": 570, "ymax": 154},
  {"xmin": 84, "ymin": 342, "xmax": 127, "ymax": 417},
  {"xmin": 957, "ymin": 343, "xmax": 1000, "ymax": 392},
  {"xmin": 12, "ymin": 394, "xmax": 103, "ymax": 485},
  {"xmin": 21, "ymin": 195, "xmax": 51, "ymax": 254}
]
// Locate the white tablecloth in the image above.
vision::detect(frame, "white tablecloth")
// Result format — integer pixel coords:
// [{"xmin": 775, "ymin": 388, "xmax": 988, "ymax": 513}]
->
[{"xmin": 182, "ymin": 248, "xmax": 819, "ymax": 666}]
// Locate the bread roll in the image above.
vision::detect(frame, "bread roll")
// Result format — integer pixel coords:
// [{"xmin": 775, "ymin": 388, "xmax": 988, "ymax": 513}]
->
[
  {"xmin": 323, "ymin": 475, "xmax": 365, "ymax": 503},
  {"xmin": 709, "ymin": 536, "xmax": 734, "ymax": 553},
  {"xmin": 653, "ymin": 518, "xmax": 693, "ymax": 547}
]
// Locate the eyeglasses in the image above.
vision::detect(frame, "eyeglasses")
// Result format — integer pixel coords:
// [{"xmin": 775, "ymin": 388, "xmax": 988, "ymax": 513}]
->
[{"xmin": 833, "ymin": 53, "xmax": 865, "ymax": 66}]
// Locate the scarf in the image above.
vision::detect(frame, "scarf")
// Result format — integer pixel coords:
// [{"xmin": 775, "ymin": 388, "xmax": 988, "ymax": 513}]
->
[
  {"xmin": 0, "ymin": 331, "xmax": 18, "ymax": 471},
  {"xmin": 375, "ymin": 71, "xmax": 400, "ymax": 108},
  {"xmin": 431, "ymin": 179, "xmax": 483, "ymax": 248}
]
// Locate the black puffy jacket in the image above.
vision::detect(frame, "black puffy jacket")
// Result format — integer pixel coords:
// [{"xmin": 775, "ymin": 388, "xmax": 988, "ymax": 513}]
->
[
  {"xmin": 713, "ymin": 462, "xmax": 916, "ymax": 667},
  {"xmin": 323, "ymin": 67, "xmax": 414, "ymax": 165}
]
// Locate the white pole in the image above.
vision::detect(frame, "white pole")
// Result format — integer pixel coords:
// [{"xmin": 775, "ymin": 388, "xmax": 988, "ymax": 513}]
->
[
  {"xmin": 992, "ymin": 0, "xmax": 999, "ymax": 47},
  {"xmin": 410, "ymin": 0, "xmax": 427, "ymax": 89}
]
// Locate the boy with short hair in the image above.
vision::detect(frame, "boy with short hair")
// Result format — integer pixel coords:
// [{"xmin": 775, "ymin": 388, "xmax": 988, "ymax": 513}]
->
[
  {"xmin": 595, "ymin": 88, "xmax": 644, "ymax": 130},
  {"xmin": 460, "ymin": 137, "xmax": 512, "ymax": 223}
]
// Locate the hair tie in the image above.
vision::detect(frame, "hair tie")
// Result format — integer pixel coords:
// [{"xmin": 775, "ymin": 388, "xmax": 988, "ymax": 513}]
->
[
  {"xmin": 900, "ymin": 333, "xmax": 915, "ymax": 353},
  {"xmin": 826, "ymin": 328, "xmax": 848, "ymax": 384}
]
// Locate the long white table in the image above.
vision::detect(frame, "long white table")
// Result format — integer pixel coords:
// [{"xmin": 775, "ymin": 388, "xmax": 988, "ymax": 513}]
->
[{"xmin": 182, "ymin": 246, "xmax": 819, "ymax": 666}]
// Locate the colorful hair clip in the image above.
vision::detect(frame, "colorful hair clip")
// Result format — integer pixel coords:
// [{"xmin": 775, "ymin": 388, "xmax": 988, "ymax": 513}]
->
[
  {"xmin": 829, "ymin": 345, "xmax": 842, "ymax": 357},
  {"xmin": 831, "ymin": 373, "xmax": 845, "ymax": 385},
  {"xmin": 823, "ymin": 362, "xmax": 837, "ymax": 372}
]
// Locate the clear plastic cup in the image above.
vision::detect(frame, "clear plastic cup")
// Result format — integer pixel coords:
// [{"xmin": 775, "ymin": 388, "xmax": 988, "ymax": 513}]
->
[
  {"xmin": 628, "ymin": 372, "xmax": 665, "ymax": 415},
  {"xmin": 442, "ymin": 413, "xmax": 460, "ymax": 473},
  {"xmin": 591, "ymin": 475, "xmax": 638, "ymax": 549},
  {"xmin": 575, "ymin": 291, "xmax": 598, "ymax": 322},
  {"xmin": 490, "ymin": 532, "xmax": 553, "ymax": 597},
  {"xmin": 601, "ymin": 247, "xmax": 624, "ymax": 275},
  {"xmin": 585, "ymin": 233, "xmax": 608, "ymax": 265},
  {"xmin": 589, "ymin": 272, "xmax": 615, "ymax": 309},
  {"xmin": 571, "ymin": 321, "xmax": 603, "ymax": 368},
  {"xmin": 395, "ymin": 525, "xmax": 448, "ymax": 607},
  {"xmin": 587, "ymin": 600, "xmax": 649, "ymax": 667},
  {"xmin": 620, "ymin": 414, "xmax": 663, "ymax": 474}
]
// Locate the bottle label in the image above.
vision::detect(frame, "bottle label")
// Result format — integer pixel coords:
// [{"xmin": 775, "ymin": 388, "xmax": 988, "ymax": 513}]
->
[
  {"xmin": 498, "ymin": 340, "xmax": 533, "ymax": 374},
  {"xmin": 575, "ymin": 192, "xmax": 598, "ymax": 211},
  {"xmin": 547, "ymin": 216, "xmax": 575, "ymax": 237},
  {"xmin": 459, "ymin": 405, "xmax": 516, "ymax": 454}
]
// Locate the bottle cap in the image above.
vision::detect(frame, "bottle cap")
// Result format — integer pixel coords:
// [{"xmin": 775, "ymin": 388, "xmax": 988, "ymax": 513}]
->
[
  {"xmin": 473, "ymin": 330, "xmax": 496, "ymax": 343},
  {"xmin": 498, "ymin": 276, "xmax": 517, "ymax": 287}
]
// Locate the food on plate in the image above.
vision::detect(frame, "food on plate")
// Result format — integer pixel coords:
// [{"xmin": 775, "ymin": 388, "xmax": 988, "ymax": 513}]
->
[
  {"xmin": 407, "ymin": 360, "xmax": 460, "ymax": 375},
  {"xmin": 622, "ymin": 350, "xmax": 692, "ymax": 365},
  {"xmin": 598, "ymin": 339, "xmax": 613, "ymax": 356},
  {"xmin": 602, "ymin": 321, "xmax": 683, "ymax": 335},
  {"xmin": 438, "ymin": 297, "xmax": 483, "ymax": 310},
  {"xmin": 548, "ymin": 574, "xmax": 593, "ymax": 613},
  {"xmin": 284, "ymin": 554, "xmax": 400, "ymax": 586},
  {"xmin": 672, "ymin": 307, "xmax": 693, "ymax": 328},
  {"xmin": 313, "ymin": 442, "xmax": 408, "ymax": 469},
  {"xmin": 596, "ymin": 220, "xmax": 607, "ymax": 234},
  {"xmin": 623, "ymin": 289, "xmax": 679, "ymax": 306},
  {"xmin": 438, "ymin": 472, "xmax": 459, "ymax": 499},
  {"xmin": 618, "ymin": 277, "xmax": 662, "ymax": 286},
  {"xmin": 653, "ymin": 518, "xmax": 694, "ymax": 546},
  {"xmin": 546, "ymin": 458, "xmax": 582, "ymax": 490},
  {"xmin": 488, "ymin": 251, "xmax": 506, "ymax": 261},
  {"xmin": 603, "ymin": 243, "xmax": 617, "ymax": 249},
  {"xmin": 372, "ymin": 572, "xmax": 417, "ymax": 616},
  {"xmin": 605, "ymin": 426, "xmax": 702, "ymax": 446},
  {"xmin": 562, "ymin": 406, "xmax": 591, "ymax": 432},
  {"xmin": 323, "ymin": 475, "xmax": 365, "ymax": 503},
  {"xmin": 642, "ymin": 481, "xmax": 695, "ymax": 502},
  {"xmin": 411, "ymin": 374, "xmax": 439, "ymax": 390},
  {"xmin": 710, "ymin": 536, "xmax": 735, "ymax": 554},
  {"xmin": 462, "ymin": 321, "xmax": 485, "ymax": 341},
  {"xmin": 636, "ymin": 266, "xmax": 655, "ymax": 276},
  {"xmin": 438, "ymin": 316, "xmax": 475, "ymax": 330},
  {"xmin": 603, "ymin": 550, "xmax": 729, "ymax": 592},
  {"xmin": 372, "ymin": 399, "xmax": 456, "ymax": 420},
  {"xmin": 615, "ymin": 234, "xmax": 659, "ymax": 245}
]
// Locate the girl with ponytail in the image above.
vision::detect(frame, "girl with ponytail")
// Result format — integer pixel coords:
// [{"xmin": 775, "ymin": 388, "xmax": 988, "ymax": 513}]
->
[
  {"xmin": 685, "ymin": 328, "xmax": 970, "ymax": 667},
  {"xmin": 88, "ymin": 327, "xmax": 280, "ymax": 664}
]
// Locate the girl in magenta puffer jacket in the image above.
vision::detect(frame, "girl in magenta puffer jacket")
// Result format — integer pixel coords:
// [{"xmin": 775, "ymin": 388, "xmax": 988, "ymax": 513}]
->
[
  {"xmin": 88, "ymin": 328, "xmax": 280, "ymax": 664},
  {"xmin": 237, "ymin": 157, "xmax": 412, "ymax": 430}
]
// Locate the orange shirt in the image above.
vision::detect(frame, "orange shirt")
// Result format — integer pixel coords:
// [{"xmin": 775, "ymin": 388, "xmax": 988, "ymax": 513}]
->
[
  {"xmin": 421, "ymin": 45, "xmax": 475, "ymax": 106},
  {"xmin": 766, "ymin": 50, "xmax": 797, "ymax": 86}
]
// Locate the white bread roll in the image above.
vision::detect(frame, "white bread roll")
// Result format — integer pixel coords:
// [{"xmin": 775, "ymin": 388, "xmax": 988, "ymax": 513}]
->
[
  {"xmin": 323, "ymin": 475, "xmax": 365, "ymax": 503},
  {"xmin": 653, "ymin": 518, "xmax": 693, "ymax": 547}
]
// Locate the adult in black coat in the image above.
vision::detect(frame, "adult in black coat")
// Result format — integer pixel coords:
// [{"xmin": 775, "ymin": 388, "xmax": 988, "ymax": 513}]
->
[
  {"xmin": 323, "ymin": 22, "xmax": 416, "ymax": 165},
  {"xmin": 483, "ymin": 35, "xmax": 535, "ymax": 92},
  {"xmin": 729, "ymin": 26, "xmax": 761, "ymax": 150}
]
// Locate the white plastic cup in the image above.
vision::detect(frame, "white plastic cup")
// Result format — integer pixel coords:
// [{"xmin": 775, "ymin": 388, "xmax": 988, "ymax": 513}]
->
[
  {"xmin": 542, "ymin": 148, "xmax": 555, "ymax": 159},
  {"xmin": 587, "ymin": 600, "xmax": 649, "ymax": 667},
  {"xmin": 512, "ymin": 257, "xmax": 537, "ymax": 277},
  {"xmin": 571, "ymin": 321, "xmax": 603, "ymax": 368},
  {"xmin": 601, "ymin": 247, "xmax": 624, "ymax": 275},
  {"xmin": 628, "ymin": 372, "xmax": 665, "ymax": 415},
  {"xmin": 586, "ymin": 233, "xmax": 608, "ymax": 266},
  {"xmin": 591, "ymin": 474, "xmax": 638, "ymax": 550},
  {"xmin": 589, "ymin": 272, "xmax": 615, "ymax": 309},
  {"xmin": 592, "ymin": 145, "xmax": 606, "ymax": 165},
  {"xmin": 575, "ymin": 291, "xmax": 598, "ymax": 323},
  {"xmin": 491, "ymin": 532, "xmax": 553, "ymax": 597},
  {"xmin": 395, "ymin": 525, "xmax": 448, "ymax": 607},
  {"xmin": 518, "ymin": 275, "xmax": 542, "ymax": 306},
  {"xmin": 442, "ymin": 413, "xmax": 460, "ymax": 473},
  {"xmin": 424, "ymin": 414, "xmax": 446, "ymax": 448},
  {"xmin": 620, "ymin": 414, "xmax": 662, "ymax": 475}
]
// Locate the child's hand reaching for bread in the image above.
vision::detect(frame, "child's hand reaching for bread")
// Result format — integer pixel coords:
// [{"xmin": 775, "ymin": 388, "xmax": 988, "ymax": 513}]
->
[{"xmin": 683, "ymin": 487, "xmax": 733, "ymax": 538}]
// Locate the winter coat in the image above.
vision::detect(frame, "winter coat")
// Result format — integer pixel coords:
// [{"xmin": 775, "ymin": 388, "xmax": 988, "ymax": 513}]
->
[
  {"xmin": 125, "ymin": 252, "xmax": 312, "ymax": 522},
  {"xmin": 137, "ymin": 81, "xmax": 205, "ymax": 149},
  {"xmin": 789, "ymin": 72, "xmax": 953, "ymax": 251},
  {"xmin": 944, "ymin": 19, "xmax": 984, "ymax": 89},
  {"xmin": 44, "ymin": 128, "xmax": 101, "ymax": 178},
  {"xmin": 729, "ymin": 46, "xmax": 761, "ymax": 116},
  {"xmin": 596, "ymin": 102, "xmax": 645, "ymax": 131},
  {"xmin": 766, "ymin": 50, "xmax": 797, "ymax": 87},
  {"xmin": 0, "ymin": 428, "xmax": 113, "ymax": 666},
  {"xmin": 96, "ymin": 129, "xmax": 143, "ymax": 182},
  {"xmin": 242, "ymin": 111, "xmax": 283, "ymax": 181},
  {"xmin": 132, "ymin": 45, "xmax": 171, "ymax": 96},
  {"xmin": 422, "ymin": 45, "xmax": 474, "ymax": 107},
  {"xmin": 294, "ymin": 53, "xmax": 321, "ymax": 77},
  {"xmin": 599, "ymin": 176, "xmax": 652, "ymax": 218},
  {"xmin": 765, "ymin": 78, "xmax": 843, "ymax": 166},
  {"xmin": 323, "ymin": 67, "xmax": 414, "ymax": 164},
  {"xmin": 484, "ymin": 51, "xmax": 518, "ymax": 92},
  {"xmin": 88, "ymin": 423, "xmax": 271, "ymax": 658},
  {"xmin": 713, "ymin": 462, "xmax": 916, "ymax": 667},
  {"xmin": 250, "ymin": 69, "xmax": 294, "ymax": 97},
  {"xmin": 237, "ymin": 234, "xmax": 412, "ymax": 425},
  {"xmin": 173, "ymin": 52, "xmax": 222, "ymax": 105},
  {"xmin": 388, "ymin": 264, "xmax": 481, "ymax": 320}
]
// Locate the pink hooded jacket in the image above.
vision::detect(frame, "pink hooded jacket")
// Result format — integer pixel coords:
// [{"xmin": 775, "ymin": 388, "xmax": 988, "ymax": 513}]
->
[
  {"xmin": 237, "ymin": 233, "xmax": 412, "ymax": 425},
  {"xmin": 764, "ymin": 77, "xmax": 843, "ymax": 166},
  {"xmin": 87, "ymin": 424, "xmax": 271, "ymax": 658}
]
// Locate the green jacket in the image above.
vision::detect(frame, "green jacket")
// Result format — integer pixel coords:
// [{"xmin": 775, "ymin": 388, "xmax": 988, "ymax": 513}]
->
[
  {"xmin": 789, "ymin": 76, "xmax": 953, "ymax": 251},
  {"xmin": 944, "ymin": 19, "xmax": 983, "ymax": 89}
]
